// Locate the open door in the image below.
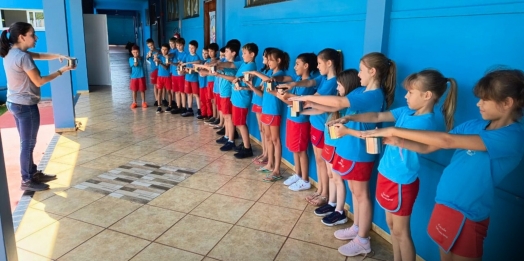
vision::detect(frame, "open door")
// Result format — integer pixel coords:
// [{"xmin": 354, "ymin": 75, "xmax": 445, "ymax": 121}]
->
[
  {"xmin": 83, "ymin": 14, "xmax": 112, "ymax": 86},
  {"xmin": 204, "ymin": 0, "xmax": 216, "ymax": 46}
]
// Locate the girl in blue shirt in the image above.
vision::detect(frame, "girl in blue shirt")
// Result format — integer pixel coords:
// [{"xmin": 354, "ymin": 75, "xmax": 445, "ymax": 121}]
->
[
  {"xmin": 291, "ymin": 52, "xmax": 397, "ymax": 257},
  {"xmin": 334, "ymin": 70, "xmax": 457, "ymax": 261},
  {"xmin": 362, "ymin": 70, "xmax": 524, "ymax": 260}
]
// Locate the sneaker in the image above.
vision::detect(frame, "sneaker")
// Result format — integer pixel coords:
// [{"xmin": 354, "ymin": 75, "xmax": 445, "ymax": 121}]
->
[
  {"xmin": 212, "ymin": 118, "xmax": 220, "ymax": 125},
  {"xmin": 338, "ymin": 237, "xmax": 371, "ymax": 257},
  {"xmin": 32, "ymin": 171, "xmax": 57, "ymax": 183},
  {"xmin": 283, "ymin": 174, "xmax": 300, "ymax": 186},
  {"xmin": 220, "ymin": 141, "xmax": 235, "ymax": 151},
  {"xmin": 181, "ymin": 109, "xmax": 194, "ymax": 117},
  {"xmin": 142, "ymin": 102, "xmax": 148, "ymax": 108},
  {"xmin": 180, "ymin": 108, "xmax": 187, "ymax": 114},
  {"xmin": 213, "ymin": 125, "xmax": 224, "ymax": 130},
  {"xmin": 156, "ymin": 107, "xmax": 163, "ymax": 114},
  {"xmin": 196, "ymin": 109, "xmax": 204, "ymax": 119},
  {"xmin": 216, "ymin": 127, "xmax": 225, "ymax": 135},
  {"xmin": 130, "ymin": 102, "xmax": 137, "ymax": 109},
  {"xmin": 234, "ymin": 147, "xmax": 253, "ymax": 159},
  {"xmin": 162, "ymin": 99, "xmax": 169, "ymax": 106},
  {"xmin": 233, "ymin": 130, "xmax": 239, "ymax": 139},
  {"xmin": 166, "ymin": 106, "xmax": 172, "ymax": 112},
  {"xmin": 314, "ymin": 204, "xmax": 336, "ymax": 217},
  {"xmin": 21, "ymin": 180, "xmax": 49, "ymax": 191},
  {"xmin": 233, "ymin": 142, "xmax": 244, "ymax": 152},
  {"xmin": 321, "ymin": 211, "xmax": 348, "ymax": 226},
  {"xmin": 171, "ymin": 101, "xmax": 177, "ymax": 108},
  {"xmin": 170, "ymin": 107, "xmax": 180, "ymax": 114},
  {"xmin": 289, "ymin": 179, "xmax": 311, "ymax": 191},
  {"xmin": 154, "ymin": 101, "xmax": 158, "ymax": 106},
  {"xmin": 334, "ymin": 225, "xmax": 359, "ymax": 240},
  {"xmin": 205, "ymin": 117, "xmax": 216, "ymax": 123},
  {"xmin": 216, "ymin": 136, "xmax": 228, "ymax": 144}
]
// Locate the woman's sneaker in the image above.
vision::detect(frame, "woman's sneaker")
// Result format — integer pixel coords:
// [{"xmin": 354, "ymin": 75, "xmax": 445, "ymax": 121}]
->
[
  {"xmin": 314, "ymin": 204, "xmax": 335, "ymax": 217},
  {"xmin": 283, "ymin": 174, "xmax": 300, "ymax": 186},
  {"xmin": 334, "ymin": 225, "xmax": 359, "ymax": 240},
  {"xmin": 321, "ymin": 211, "xmax": 348, "ymax": 226},
  {"xmin": 338, "ymin": 237, "xmax": 371, "ymax": 257},
  {"xmin": 288, "ymin": 179, "xmax": 311, "ymax": 191}
]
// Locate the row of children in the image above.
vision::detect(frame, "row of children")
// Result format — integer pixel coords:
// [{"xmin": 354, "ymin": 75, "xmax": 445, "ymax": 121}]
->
[{"xmin": 129, "ymin": 37, "xmax": 524, "ymax": 260}]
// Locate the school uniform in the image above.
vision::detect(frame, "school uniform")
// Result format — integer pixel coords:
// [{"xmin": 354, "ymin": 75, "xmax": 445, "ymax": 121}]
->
[
  {"xmin": 250, "ymin": 69, "xmax": 267, "ymax": 113},
  {"xmin": 260, "ymin": 70, "xmax": 285, "ymax": 126},
  {"xmin": 184, "ymin": 53, "xmax": 202, "ymax": 94},
  {"xmin": 146, "ymin": 49, "xmax": 159, "ymax": 84},
  {"xmin": 231, "ymin": 61, "xmax": 257, "ymax": 126},
  {"xmin": 156, "ymin": 55, "xmax": 171, "ymax": 90},
  {"xmin": 170, "ymin": 49, "xmax": 187, "ymax": 93},
  {"xmin": 309, "ymin": 75, "xmax": 337, "ymax": 149},
  {"xmin": 218, "ymin": 67, "xmax": 238, "ymax": 115},
  {"xmin": 129, "ymin": 57, "xmax": 146, "ymax": 92},
  {"xmin": 198, "ymin": 69, "xmax": 210, "ymax": 117},
  {"xmin": 286, "ymin": 76, "xmax": 316, "ymax": 152}
]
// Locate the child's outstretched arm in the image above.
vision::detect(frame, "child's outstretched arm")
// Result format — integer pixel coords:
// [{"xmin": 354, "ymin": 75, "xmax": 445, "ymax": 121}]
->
[
  {"xmin": 289, "ymin": 95, "xmax": 348, "ymax": 110},
  {"xmin": 244, "ymin": 79, "xmax": 263, "ymax": 97},
  {"xmin": 327, "ymin": 111, "xmax": 395, "ymax": 126}
]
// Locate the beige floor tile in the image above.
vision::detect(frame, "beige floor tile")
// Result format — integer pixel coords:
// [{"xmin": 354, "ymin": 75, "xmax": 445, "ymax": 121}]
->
[
  {"xmin": 57, "ymin": 230, "xmax": 150, "ymax": 261},
  {"xmin": 289, "ymin": 205, "xmax": 352, "ymax": 249},
  {"xmin": 51, "ymin": 166, "xmax": 106, "ymax": 187},
  {"xmin": 68, "ymin": 196, "xmax": 142, "ymax": 227},
  {"xmin": 148, "ymin": 186, "xmax": 212, "ymax": 213},
  {"xmin": 79, "ymin": 154, "xmax": 134, "ymax": 171},
  {"xmin": 258, "ymin": 183, "xmax": 310, "ymax": 210},
  {"xmin": 30, "ymin": 188, "xmax": 105, "ymax": 216},
  {"xmin": 168, "ymin": 153, "xmax": 218, "ymax": 171},
  {"xmin": 275, "ymin": 238, "xmax": 345, "ymax": 261},
  {"xmin": 216, "ymin": 177, "xmax": 271, "ymax": 201},
  {"xmin": 50, "ymin": 145, "xmax": 79, "ymax": 160},
  {"xmin": 190, "ymin": 194, "xmax": 254, "ymax": 224},
  {"xmin": 131, "ymin": 243, "xmax": 204, "ymax": 261},
  {"xmin": 15, "ymin": 208, "xmax": 62, "ymax": 241},
  {"xmin": 110, "ymin": 144, "xmax": 159, "ymax": 158},
  {"xmin": 156, "ymin": 215, "xmax": 232, "ymax": 255},
  {"xmin": 17, "ymin": 248, "xmax": 52, "ymax": 261},
  {"xmin": 201, "ymin": 159, "xmax": 251, "ymax": 176},
  {"xmin": 59, "ymin": 137, "xmax": 104, "ymax": 150},
  {"xmin": 359, "ymin": 231, "xmax": 394, "ymax": 261},
  {"xmin": 190, "ymin": 144, "xmax": 226, "ymax": 158},
  {"xmin": 134, "ymin": 137, "xmax": 175, "ymax": 149},
  {"xmin": 162, "ymin": 141, "xmax": 199, "ymax": 153},
  {"xmin": 82, "ymin": 141, "xmax": 132, "ymax": 155},
  {"xmin": 17, "ymin": 217, "xmax": 104, "ymax": 260},
  {"xmin": 237, "ymin": 202, "xmax": 302, "ymax": 236},
  {"xmin": 178, "ymin": 171, "xmax": 233, "ymax": 192},
  {"xmin": 52, "ymin": 150, "xmax": 106, "ymax": 166},
  {"xmin": 30, "ymin": 182, "xmax": 70, "ymax": 204},
  {"xmin": 110, "ymin": 205, "xmax": 185, "ymax": 241},
  {"xmin": 202, "ymin": 258, "xmax": 219, "ymax": 261},
  {"xmin": 139, "ymin": 150, "xmax": 187, "ymax": 165},
  {"xmin": 208, "ymin": 226, "xmax": 285, "ymax": 261},
  {"xmin": 43, "ymin": 161, "xmax": 75, "ymax": 175}
]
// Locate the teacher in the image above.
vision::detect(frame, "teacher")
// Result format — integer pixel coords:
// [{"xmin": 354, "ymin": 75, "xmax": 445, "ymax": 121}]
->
[{"xmin": 1, "ymin": 22, "xmax": 73, "ymax": 191}]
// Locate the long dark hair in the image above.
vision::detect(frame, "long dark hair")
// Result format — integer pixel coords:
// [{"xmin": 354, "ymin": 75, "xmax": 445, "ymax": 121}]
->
[
  {"xmin": 296, "ymin": 53, "xmax": 319, "ymax": 76},
  {"xmin": 1, "ymin": 22, "xmax": 33, "ymax": 57},
  {"xmin": 261, "ymin": 47, "xmax": 276, "ymax": 73},
  {"xmin": 268, "ymin": 48, "xmax": 290, "ymax": 71}
]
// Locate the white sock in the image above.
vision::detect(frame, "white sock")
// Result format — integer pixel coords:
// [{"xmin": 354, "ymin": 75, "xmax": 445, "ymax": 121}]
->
[
  {"xmin": 328, "ymin": 202, "xmax": 336, "ymax": 207},
  {"xmin": 357, "ymin": 235, "xmax": 369, "ymax": 244},
  {"xmin": 351, "ymin": 224, "xmax": 359, "ymax": 232}
]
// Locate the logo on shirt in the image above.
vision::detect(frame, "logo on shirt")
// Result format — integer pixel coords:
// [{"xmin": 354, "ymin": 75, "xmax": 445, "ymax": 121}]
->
[{"xmin": 466, "ymin": 150, "xmax": 476, "ymax": 156}]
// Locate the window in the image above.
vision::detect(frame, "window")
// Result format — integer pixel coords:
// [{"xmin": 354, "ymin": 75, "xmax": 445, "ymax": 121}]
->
[
  {"xmin": 245, "ymin": 0, "xmax": 288, "ymax": 8},
  {"xmin": 1, "ymin": 9, "xmax": 45, "ymax": 30},
  {"xmin": 167, "ymin": 0, "xmax": 179, "ymax": 21},
  {"xmin": 183, "ymin": 0, "xmax": 199, "ymax": 19}
]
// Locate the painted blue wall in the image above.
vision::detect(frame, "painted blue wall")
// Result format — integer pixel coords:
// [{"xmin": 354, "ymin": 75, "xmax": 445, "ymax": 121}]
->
[
  {"xmin": 107, "ymin": 15, "xmax": 136, "ymax": 45},
  {"xmin": 183, "ymin": 1, "xmax": 524, "ymax": 260}
]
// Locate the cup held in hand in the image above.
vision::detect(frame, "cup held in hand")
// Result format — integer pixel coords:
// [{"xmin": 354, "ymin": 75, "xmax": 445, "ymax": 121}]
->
[
  {"xmin": 292, "ymin": 100, "xmax": 304, "ymax": 113},
  {"xmin": 366, "ymin": 137, "xmax": 382, "ymax": 154},
  {"xmin": 243, "ymin": 72, "xmax": 251, "ymax": 81},
  {"xmin": 328, "ymin": 125, "xmax": 339, "ymax": 139},
  {"xmin": 67, "ymin": 58, "xmax": 78, "ymax": 69},
  {"xmin": 266, "ymin": 81, "xmax": 275, "ymax": 92}
]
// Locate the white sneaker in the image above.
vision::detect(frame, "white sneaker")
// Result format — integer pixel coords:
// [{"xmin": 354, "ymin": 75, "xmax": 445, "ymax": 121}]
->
[
  {"xmin": 338, "ymin": 237, "xmax": 371, "ymax": 257},
  {"xmin": 283, "ymin": 174, "xmax": 300, "ymax": 186},
  {"xmin": 334, "ymin": 225, "xmax": 359, "ymax": 240},
  {"xmin": 288, "ymin": 179, "xmax": 311, "ymax": 191}
]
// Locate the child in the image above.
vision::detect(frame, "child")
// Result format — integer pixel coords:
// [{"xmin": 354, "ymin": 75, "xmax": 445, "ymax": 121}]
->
[
  {"xmin": 278, "ymin": 48, "xmax": 342, "ymax": 206},
  {"xmin": 169, "ymin": 38, "xmax": 187, "ymax": 114},
  {"xmin": 246, "ymin": 48, "xmax": 290, "ymax": 181},
  {"xmin": 180, "ymin": 40, "xmax": 202, "ymax": 117},
  {"xmin": 334, "ymin": 70, "xmax": 457, "ymax": 260},
  {"xmin": 204, "ymin": 43, "xmax": 219, "ymax": 123},
  {"xmin": 362, "ymin": 69, "xmax": 524, "ymax": 261},
  {"xmin": 197, "ymin": 46, "xmax": 210, "ymax": 120},
  {"xmin": 129, "ymin": 45, "xmax": 147, "ymax": 108},
  {"xmin": 292, "ymin": 52, "xmax": 397, "ymax": 256},
  {"xmin": 212, "ymin": 47, "xmax": 227, "ymax": 130},
  {"xmin": 276, "ymin": 53, "xmax": 318, "ymax": 191},
  {"xmin": 145, "ymin": 38, "xmax": 159, "ymax": 105},
  {"xmin": 154, "ymin": 44, "xmax": 173, "ymax": 113}
]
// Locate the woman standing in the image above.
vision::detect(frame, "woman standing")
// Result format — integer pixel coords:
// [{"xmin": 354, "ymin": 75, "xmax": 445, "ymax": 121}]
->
[{"xmin": 1, "ymin": 22, "xmax": 73, "ymax": 191}]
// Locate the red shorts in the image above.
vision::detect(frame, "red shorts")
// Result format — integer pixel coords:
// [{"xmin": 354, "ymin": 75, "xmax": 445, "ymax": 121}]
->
[
  {"xmin": 321, "ymin": 144, "xmax": 336, "ymax": 163},
  {"xmin": 130, "ymin": 77, "xmax": 147, "ymax": 92},
  {"xmin": 215, "ymin": 93, "xmax": 221, "ymax": 111},
  {"xmin": 428, "ymin": 204, "xmax": 489, "ymax": 258},
  {"xmin": 332, "ymin": 153, "xmax": 374, "ymax": 181},
  {"xmin": 261, "ymin": 114, "xmax": 281, "ymax": 126},
  {"xmin": 150, "ymin": 69, "xmax": 158, "ymax": 85},
  {"xmin": 310, "ymin": 126, "xmax": 325, "ymax": 149},
  {"xmin": 376, "ymin": 173, "xmax": 419, "ymax": 216},
  {"xmin": 221, "ymin": 97, "xmax": 232, "ymax": 115},
  {"xmin": 233, "ymin": 106, "xmax": 248, "ymax": 126},
  {"xmin": 207, "ymin": 82, "xmax": 214, "ymax": 98},
  {"xmin": 252, "ymin": 104, "xmax": 262, "ymax": 114},
  {"xmin": 184, "ymin": 81, "xmax": 199, "ymax": 94},
  {"xmin": 156, "ymin": 76, "xmax": 172, "ymax": 90},
  {"xmin": 171, "ymin": 75, "xmax": 185, "ymax": 92},
  {"xmin": 285, "ymin": 120, "xmax": 310, "ymax": 152}
]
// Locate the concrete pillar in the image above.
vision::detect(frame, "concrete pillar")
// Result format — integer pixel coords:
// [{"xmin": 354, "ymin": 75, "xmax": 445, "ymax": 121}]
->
[{"xmin": 363, "ymin": 0, "xmax": 392, "ymax": 54}]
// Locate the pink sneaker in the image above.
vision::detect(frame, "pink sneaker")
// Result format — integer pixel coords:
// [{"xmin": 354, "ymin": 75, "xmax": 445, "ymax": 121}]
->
[
  {"xmin": 338, "ymin": 237, "xmax": 371, "ymax": 257},
  {"xmin": 334, "ymin": 225, "xmax": 359, "ymax": 240}
]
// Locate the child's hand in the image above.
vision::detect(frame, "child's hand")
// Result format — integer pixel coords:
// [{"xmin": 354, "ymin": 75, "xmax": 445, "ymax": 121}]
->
[
  {"xmin": 333, "ymin": 123, "xmax": 348, "ymax": 138},
  {"xmin": 326, "ymin": 117, "xmax": 349, "ymax": 126},
  {"xmin": 361, "ymin": 127, "xmax": 395, "ymax": 138},
  {"xmin": 288, "ymin": 95, "xmax": 308, "ymax": 102}
]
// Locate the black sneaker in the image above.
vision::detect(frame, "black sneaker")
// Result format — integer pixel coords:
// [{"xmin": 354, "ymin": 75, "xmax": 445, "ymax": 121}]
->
[
  {"xmin": 212, "ymin": 118, "xmax": 220, "ymax": 125},
  {"xmin": 180, "ymin": 108, "xmax": 187, "ymax": 114},
  {"xmin": 156, "ymin": 107, "xmax": 163, "ymax": 114},
  {"xmin": 216, "ymin": 136, "xmax": 228, "ymax": 144},
  {"xmin": 314, "ymin": 204, "xmax": 336, "ymax": 217},
  {"xmin": 162, "ymin": 99, "xmax": 169, "ymax": 106},
  {"xmin": 172, "ymin": 101, "xmax": 177, "ymax": 108},
  {"xmin": 21, "ymin": 180, "xmax": 49, "ymax": 191},
  {"xmin": 234, "ymin": 147, "xmax": 253, "ymax": 159},
  {"xmin": 166, "ymin": 106, "xmax": 172, "ymax": 112},
  {"xmin": 181, "ymin": 109, "xmax": 194, "ymax": 117},
  {"xmin": 154, "ymin": 101, "xmax": 158, "ymax": 106},
  {"xmin": 205, "ymin": 117, "xmax": 216, "ymax": 123},
  {"xmin": 197, "ymin": 115, "xmax": 205, "ymax": 120},
  {"xmin": 213, "ymin": 125, "xmax": 223, "ymax": 130},
  {"xmin": 170, "ymin": 107, "xmax": 180, "ymax": 114},
  {"xmin": 321, "ymin": 211, "xmax": 348, "ymax": 226},
  {"xmin": 234, "ymin": 142, "xmax": 244, "ymax": 152},
  {"xmin": 216, "ymin": 127, "xmax": 225, "ymax": 135},
  {"xmin": 32, "ymin": 171, "xmax": 57, "ymax": 183},
  {"xmin": 220, "ymin": 141, "xmax": 235, "ymax": 151},
  {"xmin": 233, "ymin": 130, "xmax": 239, "ymax": 139}
]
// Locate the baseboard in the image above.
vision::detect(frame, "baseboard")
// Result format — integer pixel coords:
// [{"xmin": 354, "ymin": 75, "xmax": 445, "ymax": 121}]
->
[
  {"xmin": 55, "ymin": 127, "xmax": 77, "ymax": 133},
  {"xmin": 77, "ymin": 90, "xmax": 89, "ymax": 95},
  {"xmin": 249, "ymin": 135, "xmax": 425, "ymax": 261}
]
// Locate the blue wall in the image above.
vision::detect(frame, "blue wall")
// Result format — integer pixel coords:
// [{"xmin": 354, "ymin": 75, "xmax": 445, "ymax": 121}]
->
[
  {"xmin": 183, "ymin": 1, "xmax": 524, "ymax": 260},
  {"xmin": 107, "ymin": 15, "xmax": 136, "ymax": 45}
]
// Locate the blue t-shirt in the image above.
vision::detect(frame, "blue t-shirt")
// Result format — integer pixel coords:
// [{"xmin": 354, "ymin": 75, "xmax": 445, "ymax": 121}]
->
[
  {"xmin": 288, "ymin": 76, "xmax": 316, "ymax": 123},
  {"xmin": 170, "ymin": 50, "xmax": 187, "ymax": 76},
  {"xmin": 199, "ymin": 74, "xmax": 207, "ymax": 88},
  {"xmin": 309, "ymin": 75, "xmax": 337, "ymax": 131},
  {"xmin": 146, "ymin": 49, "xmax": 159, "ymax": 71},
  {"xmin": 129, "ymin": 57, "xmax": 145, "ymax": 79},
  {"xmin": 206, "ymin": 58, "xmax": 216, "ymax": 82},
  {"xmin": 435, "ymin": 120, "xmax": 524, "ymax": 221},
  {"xmin": 184, "ymin": 53, "xmax": 202, "ymax": 82},
  {"xmin": 377, "ymin": 107, "xmax": 438, "ymax": 184},
  {"xmin": 219, "ymin": 67, "xmax": 238, "ymax": 98},
  {"xmin": 231, "ymin": 61, "xmax": 257, "ymax": 108},
  {"xmin": 261, "ymin": 70, "xmax": 285, "ymax": 115},
  {"xmin": 251, "ymin": 69, "xmax": 270, "ymax": 106},
  {"xmin": 335, "ymin": 87, "xmax": 385, "ymax": 162},
  {"xmin": 157, "ymin": 55, "xmax": 170, "ymax": 77}
]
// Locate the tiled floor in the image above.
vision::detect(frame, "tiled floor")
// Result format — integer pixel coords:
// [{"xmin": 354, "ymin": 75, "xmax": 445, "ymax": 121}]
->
[{"xmin": 14, "ymin": 47, "xmax": 393, "ymax": 261}]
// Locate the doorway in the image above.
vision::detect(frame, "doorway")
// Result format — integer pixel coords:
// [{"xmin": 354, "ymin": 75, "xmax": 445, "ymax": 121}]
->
[{"xmin": 204, "ymin": 0, "xmax": 216, "ymax": 46}]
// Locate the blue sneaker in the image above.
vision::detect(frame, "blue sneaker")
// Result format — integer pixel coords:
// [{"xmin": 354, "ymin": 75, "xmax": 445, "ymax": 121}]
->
[
  {"xmin": 321, "ymin": 211, "xmax": 348, "ymax": 226},
  {"xmin": 216, "ymin": 136, "xmax": 228, "ymax": 144},
  {"xmin": 220, "ymin": 141, "xmax": 235, "ymax": 151},
  {"xmin": 314, "ymin": 204, "xmax": 335, "ymax": 217}
]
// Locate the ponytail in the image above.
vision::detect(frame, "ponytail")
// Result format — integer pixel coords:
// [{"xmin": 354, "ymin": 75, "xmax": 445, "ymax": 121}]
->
[
  {"xmin": 268, "ymin": 48, "xmax": 290, "ymax": 71},
  {"xmin": 0, "ymin": 30, "xmax": 10, "ymax": 58},
  {"xmin": 318, "ymin": 48, "xmax": 343, "ymax": 76},
  {"xmin": 0, "ymin": 22, "xmax": 33, "ymax": 58},
  {"xmin": 361, "ymin": 52, "xmax": 397, "ymax": 108},
  {"xmin": 383, "ymin": 60, "xmax": 397, "ymax": 108},
  {"xmin": 282, "ymin": 51, "xmax": 290, "ymax": 71},
  {"xmin": 443, "ymin": 78, "xmax": 458, "ymax": 131}
]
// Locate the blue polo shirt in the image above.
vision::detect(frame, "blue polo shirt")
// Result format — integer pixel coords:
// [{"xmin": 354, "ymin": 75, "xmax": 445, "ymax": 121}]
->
[
  {"xmin": 170, "ymin": 50, "xmax": 187, "ymax": 76},
  {"xmin": 146, "ymin": 49, "xmax": 159, "ymax": 71},
  {"xmin": 157, "ymin": 55, "xmax": 170, "ymax": 77},
  {"xmin": 219, "ymin": 67, "xmax": 238, "ymax": 98},
  {"xmin": 129, "ymin": 57, "xmax": 145, "ymax": 79},
  {"xmin": 251, "ymin": 69, "xmax": 270, "ymax": 107},
  {"xmin": 309, "ymin": 75, "xmax": 337, "ymax": 131},
  {"xmin": 206, "ymin": 58, "xmax": 216, "ymax": 82},
  {"xmin": 288, "ymin": 76, "xmax": 316, "ymax": 123},
  {"xmin": 231, "ymin": 61, "xmax": 257, "ymax": 108},
  {"xmin": 261, "ymin": 70, "xmax": 285, "ymax": 115},
  {"xmin": 184, "ymin": 53, "xmax": 202, "ymax": 82}
]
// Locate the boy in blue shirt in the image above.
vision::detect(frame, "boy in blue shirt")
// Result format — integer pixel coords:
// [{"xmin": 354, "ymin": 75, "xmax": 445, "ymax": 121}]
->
[
  {"xmin": 197, "ymin": 46, "xmax": 210, "ymax": 120},
  {"xmin": 145, "ymin": 38, "xmax": 159, "ymax": 105},
  {"xmin": 129, "ymin": 45, "xmax": 147, "ymax": 109},
  {"xmin": 180, "ymin": 40, "xmax": 203, "ymax": 117},
  {"xmin": 170, "ymin": 38, "xmax": 187, "ymax": 114}
]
